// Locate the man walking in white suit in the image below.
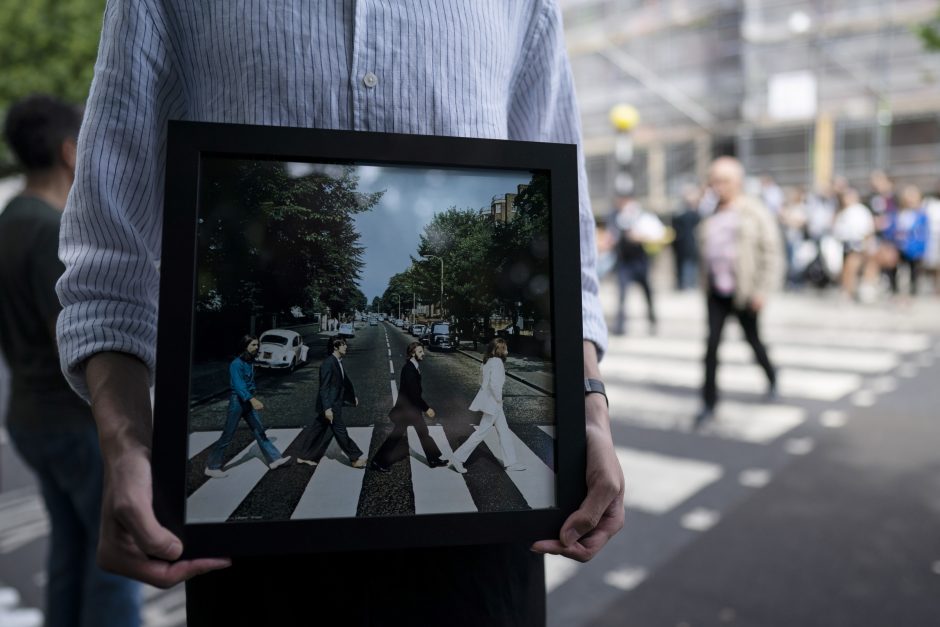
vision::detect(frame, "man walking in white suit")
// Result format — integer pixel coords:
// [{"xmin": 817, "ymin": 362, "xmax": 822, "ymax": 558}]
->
[{"xmin": 450, "ymin": 338, "xmax": 524, "ymax": 473}]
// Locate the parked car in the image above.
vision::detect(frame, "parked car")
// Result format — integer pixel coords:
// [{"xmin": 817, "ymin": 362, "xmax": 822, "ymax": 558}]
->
[
  {"xmin": 337, "ymin": 322, "xmax": 355, "ymax": 338},
  {"xmin": 410, "ymin": 324, "xmax": 426, "ymax": 337},
  {"xmin": 255, "ymin": 329, "xmax": 309, "ymax": 372},
  {"xmin": 427, "ymin": 321, "xmax": 457, "ymax": 351}
]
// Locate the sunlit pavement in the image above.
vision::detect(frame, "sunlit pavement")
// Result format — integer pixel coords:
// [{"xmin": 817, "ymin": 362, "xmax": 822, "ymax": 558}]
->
[
  {"xmin": 2, "ymin": 284, "xmax": 939, "ymax": 625},
  {"xmin": 544, "ymin": 281, "xmax": 940, "ymax": 626}
]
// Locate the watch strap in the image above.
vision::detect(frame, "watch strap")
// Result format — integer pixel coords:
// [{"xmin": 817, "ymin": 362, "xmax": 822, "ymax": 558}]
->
[{"xmin": 584, "ymin": 378, "xmax": 608, "ymax": 407}]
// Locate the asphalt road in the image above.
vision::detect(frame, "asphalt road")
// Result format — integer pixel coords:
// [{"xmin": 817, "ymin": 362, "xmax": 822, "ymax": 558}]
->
[{"xmin": 2, "ymin": 289, "xmax": 939, "ymax": 626}]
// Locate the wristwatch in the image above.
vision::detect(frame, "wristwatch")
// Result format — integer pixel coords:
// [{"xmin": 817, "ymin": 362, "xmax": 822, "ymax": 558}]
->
[{"xmin": 584, "ymin": 378, "xmax": 608, "ymax": 407}]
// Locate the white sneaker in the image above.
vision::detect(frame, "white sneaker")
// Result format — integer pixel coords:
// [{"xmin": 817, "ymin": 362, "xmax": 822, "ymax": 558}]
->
[
  {"xmin": 450, "ymin": 460, "xmax": 467, "ymax": 474},
  {"xmin": 204, "ymin": 467, "xmax": 228, "ymax": 478},
  {"xmin": 505, "ymin": 463, "xmax": 526, "ymax": 471},
  {"xmin": 268, "ymin": 456, "xmax": 291, "ymax": 470}
]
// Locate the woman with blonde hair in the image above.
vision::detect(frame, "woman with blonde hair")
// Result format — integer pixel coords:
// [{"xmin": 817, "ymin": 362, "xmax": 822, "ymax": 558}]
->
[{"xmin": 450, "ymin": 338, "xmax": 524, "ymax": 474}]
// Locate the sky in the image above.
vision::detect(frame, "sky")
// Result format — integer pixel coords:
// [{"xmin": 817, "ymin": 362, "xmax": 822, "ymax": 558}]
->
[{"xmin": 288, "ymin": 162, "xmax": 533, "ymax": 302}]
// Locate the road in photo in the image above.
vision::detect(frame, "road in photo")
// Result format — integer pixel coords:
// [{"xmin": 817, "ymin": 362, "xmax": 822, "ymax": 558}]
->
[{"xmin": 185, "ymin": 321, "xmax": 556, "ymax": 522}]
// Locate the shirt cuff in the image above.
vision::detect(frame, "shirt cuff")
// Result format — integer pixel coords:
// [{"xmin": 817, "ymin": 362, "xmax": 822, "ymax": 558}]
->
[{"xmin": 581, "ymin": 289, "xmax": 608, "ymax": 362}]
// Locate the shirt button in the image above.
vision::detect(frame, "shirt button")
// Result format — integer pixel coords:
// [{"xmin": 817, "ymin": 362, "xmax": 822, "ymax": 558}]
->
[{"xmin": 363, "ymin": 72, "xmax": 378, "ymax": 88}]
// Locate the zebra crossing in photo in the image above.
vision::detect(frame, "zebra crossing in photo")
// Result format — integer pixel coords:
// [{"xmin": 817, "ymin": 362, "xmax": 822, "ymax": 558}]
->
[{"xmin": 186, "ymin": 422, "xmax": 558, "ymax": 522}]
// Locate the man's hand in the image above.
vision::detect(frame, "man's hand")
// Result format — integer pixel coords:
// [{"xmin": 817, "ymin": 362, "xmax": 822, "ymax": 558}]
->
[
  {"xmin": 750, "ymin": 294, "xmax": 765, "ymax": 312},
  {"xmin": 249, "ymin": 397, "xmax": 264, "ymax": 411},
  {"xmin": 531, "ymin": 342, "xmax": 625, "ymax": 562},
  {"xmin": 86, "ymin": 353, "xmax": 230, "ymax": 587},
  {"xmin": 325, "ymin": 408, "xmax": 334, "ymax": 422},
  {"xmin": 426, "ymin": 408, "xmax": 436, "ymax": 419}
]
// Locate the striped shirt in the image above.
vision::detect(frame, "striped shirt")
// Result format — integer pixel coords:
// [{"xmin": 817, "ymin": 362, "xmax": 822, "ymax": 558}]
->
[{"xmin": 56, "ymin": 0, "xmax": 607, "ymax": 399}]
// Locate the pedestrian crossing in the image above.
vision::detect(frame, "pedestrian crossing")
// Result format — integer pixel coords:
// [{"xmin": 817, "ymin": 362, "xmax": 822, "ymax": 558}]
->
[
  {"xmin": 186, "ymin": 423, "xmax": 558, "ymax": 522},
  {"xmin": 544, "ymin": 290, "xmax": 939, "ymax": 624}
]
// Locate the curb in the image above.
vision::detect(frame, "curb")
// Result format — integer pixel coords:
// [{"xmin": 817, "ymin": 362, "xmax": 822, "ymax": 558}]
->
[{"xmin": 455, "ymin": 348, "xmax": 554, "ymax": 396}]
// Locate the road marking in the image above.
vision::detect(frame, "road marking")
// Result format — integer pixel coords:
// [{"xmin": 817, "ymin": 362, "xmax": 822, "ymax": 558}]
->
[
  {"xmin": 738, "ymin": 468, "xmax": 771, "ymax": 488},
  {"xmin": 141, "ymin": 587, "xmax": 186, "ymax": 627},
  {"xmin": 390, "ymin": 380, "xmax": 398, "ymax": 405},
  {"xmin": 388, "ymin": 349, "xmax": 391, "ymax": 358},
  {"xmin": 389, "ymin": 360, "xmax": 394, "ymax": 374},
  {"xmin": 616, "ymin": 447, "xmax": 722, "ymax": 515},
  {"xmin": 603, "ymin": 566, "xmax": 648, "ymax": 591},
  {"xmin": 545, "ymin": 554, "xmax": 581, "ymax": 593},
  {"xmin": 851, "ymin": 389, "xmax": 877, "ymax": 407},
  {"xmin": 606, "ymin": 383, "xmax": 805, "ymax": 443},
  {"xmin": 186, "ymin": 428, "xmax": 302, "ymax": 523},
  {"xmin": 291, "ymin": 428, "xmax": 374, "ymax": 520},
  {"xmin": 820, "ymin": 410, "xmax": 848, "ymax": 428},
  {"xmin": 681, "ymin": 507, "xmax": 721, "ymax": 531},
  {"xmin": 610, "ymin": 336, "xmax": 899, "ymax": 374},
  {"xmin": 537, "ymin": 425, "xmax": 555, "ymax": 438},
  {"xmin": 187, "ymin": 431, "xmax": 222, "ymax": 458},
  {"xmin": 869, "ymin": 376, "xmax": 897, "ymax": 394},
  {"xmin": 602, "ymin": 357, "xmax": 861, "ymax": 401},
  {"xmin": 0, "ymin": 488, "xmax": 49, "ymax": 554},
  {"xmin": 409, "ymin": 426, "xmax": 476, "ymax": 514},
  {"xmin": 784, "ymin": 437, "xmax": 815, "ymax": 455},
  {"xmin": 0, "ymin": 607, "xmax": 42, "ymax": 627},
  {"xmin": 472, "ymin": 425, "xmax": 555, "ymax": 509}
]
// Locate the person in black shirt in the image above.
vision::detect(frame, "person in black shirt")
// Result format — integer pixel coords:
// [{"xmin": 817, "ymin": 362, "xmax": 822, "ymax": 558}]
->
[{"xmin": 0, "ymin": 95, "xmax": 140, "ymax": 626}]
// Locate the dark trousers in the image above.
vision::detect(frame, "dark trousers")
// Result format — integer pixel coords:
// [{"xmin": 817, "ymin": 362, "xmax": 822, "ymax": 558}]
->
[
  {"xmin": 887, "ymin": 254, "xmax": 922, "ymax": 295},
  {"xmin": 614, "ymin": 257, "xmax": 655, "ymax": 334},
  {"xmin": 703, "ymin": 291, "xmax": 776, "ymax": 409},
  {"xmin": 297, "ymin": 410, "xmax": 363, "ymax": 462},
  {"xmin": 187, "ymin": 543, "xmax": 545, "ymax": 626},
  {"xmin": 373, "ymin": 414, "xmax": 443, "ymax": 466}
]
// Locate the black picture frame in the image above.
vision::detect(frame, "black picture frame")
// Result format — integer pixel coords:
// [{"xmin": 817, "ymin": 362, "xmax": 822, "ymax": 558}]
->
[{"xmin": 153, "ymin": 120, "xmax": 586, "ymax": 558}]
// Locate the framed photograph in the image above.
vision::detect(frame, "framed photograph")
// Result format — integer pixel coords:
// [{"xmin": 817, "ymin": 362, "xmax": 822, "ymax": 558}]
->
[{"xmin": 153, "ymin": 121, "xmax": 586, "ymax": 557}]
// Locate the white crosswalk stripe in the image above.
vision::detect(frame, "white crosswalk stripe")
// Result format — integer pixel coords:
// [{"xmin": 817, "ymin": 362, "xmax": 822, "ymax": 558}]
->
[
  {"xmin": 410, "ymin": 425, "xmax": 477, "ymax": 514},
  {"xmin": 186, "ymin": 428, "xmax": 302, "ymax": 523},
  {"xmin": 291, "ymin": 427, "xmax": 374, "ymax": 520},
  {"xmin": 616, "ymin": 447, "xmax": 723, "ymax": 515},
  {"xmin": 471, "ymin": 425, "xmax": 556, "ymax": 509},
  {"xmin": 186, "ymin": 424, "xmax": 559, "ymax": 519}
]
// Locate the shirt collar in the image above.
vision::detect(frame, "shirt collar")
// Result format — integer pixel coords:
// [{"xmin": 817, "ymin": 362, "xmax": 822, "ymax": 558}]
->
[{"xmin": 410, "ymin": 357, "xmax": 420, "ymax": 372}]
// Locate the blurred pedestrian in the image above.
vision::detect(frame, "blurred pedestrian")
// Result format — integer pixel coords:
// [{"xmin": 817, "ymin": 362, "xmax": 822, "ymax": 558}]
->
[
  {"xmin": 607, "ymin": 194, "xmax": 665, "ymax": 335},
  {"xmin": 0, "ymin": 94, "xmax": 140, "ymax": 627},
  {"xmin": 779, "ymin": 186, "xmax": 809, "ymax": 288},
  {"xmin": 923, "ymin": 186, "xmax": 940, "ymax": 294},
  {"xmin": 694, "ymin": 157, "xmax": 784, "ymax": 429},
  {"xmin": 671, "ymin": 185, "xmax": 701, "ymax": 290},
  {"xmin": 884, "ymin": 185, "xmax": 929, "ymax": 298},
  {"xmin": 831, "ymin": 188, "xmax": 875, "ymax": 300}
]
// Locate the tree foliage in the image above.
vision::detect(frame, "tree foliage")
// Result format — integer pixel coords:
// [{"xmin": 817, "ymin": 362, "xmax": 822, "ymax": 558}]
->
[
  {"xmin": 916, "ymin": 10, "xmax": 940, "ymax": 52},
  {"xmin": 197, "ymin": 160, "xmax": 380, "ymax": 321},
  {"xmin": 382, "ymin": 172, "xmax": 551, "ymax": 333},
  {"xmin": 0, "ymin": 0, "xmax": 106, "ymax": 174}
]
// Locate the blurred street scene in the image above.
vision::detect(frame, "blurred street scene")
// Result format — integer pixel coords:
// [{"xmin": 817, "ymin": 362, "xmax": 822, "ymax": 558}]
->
[{"xmin": 3, "ymin": 0, "xmax": 940, "ymax": 625}]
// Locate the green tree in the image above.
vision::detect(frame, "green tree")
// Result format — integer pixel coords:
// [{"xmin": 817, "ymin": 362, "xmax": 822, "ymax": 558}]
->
[
  {"xmin": 0, "ymin": 0, "xmax": 106, "ymax": 174},
  {"xmin": 916, "ymin": 10, "xmax": 940, "ymax": 51},
  {"xmin": 196, "ymin": 161, "xmax": 380, "ymax": 322}
]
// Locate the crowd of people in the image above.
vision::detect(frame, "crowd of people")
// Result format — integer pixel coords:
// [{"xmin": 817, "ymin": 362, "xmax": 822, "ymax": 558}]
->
[{"xmin": 659, "ymin": 170, "xmax": 940, "ymax": 304}]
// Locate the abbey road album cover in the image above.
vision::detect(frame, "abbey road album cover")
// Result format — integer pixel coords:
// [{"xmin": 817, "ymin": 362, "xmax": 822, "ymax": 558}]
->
[{"xmin": 153, "ymin": 122, "xmax": 586, "ymax": 556}]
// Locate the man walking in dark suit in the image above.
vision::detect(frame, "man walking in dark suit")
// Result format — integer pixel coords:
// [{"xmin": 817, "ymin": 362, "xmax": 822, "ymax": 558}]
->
[
  {"xmin": 296, "ymin": 337, "xmax": 366, "ymax": 468},
  {"xmin": 370, "ymin": 342, "xmax": 447, "ymax": 472}
]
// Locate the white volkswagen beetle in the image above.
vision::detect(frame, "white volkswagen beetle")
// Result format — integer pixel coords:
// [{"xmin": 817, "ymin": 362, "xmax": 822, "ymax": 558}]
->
[{"xmin": 255, "ymin": 329, "xmax": 309, "ymax": 372}]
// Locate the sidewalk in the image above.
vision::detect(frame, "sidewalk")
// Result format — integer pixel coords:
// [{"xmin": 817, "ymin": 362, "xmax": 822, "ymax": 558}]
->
[{"xmin": 456, "ymin": 343, "xmax": 554, "ymax": 395}]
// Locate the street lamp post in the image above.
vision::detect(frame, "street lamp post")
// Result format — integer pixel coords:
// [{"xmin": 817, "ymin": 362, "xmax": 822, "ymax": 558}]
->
[
  {"xmin": 609, "ymin": 103, "xmax": 640, "ymax": 199},
  {"xmin": 423, "ymin": 255, "xmax": 444, "ymax": 318},
  {"xmin": 395, "ymin": 293, "xmax": 401, "ymax": 320}
]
